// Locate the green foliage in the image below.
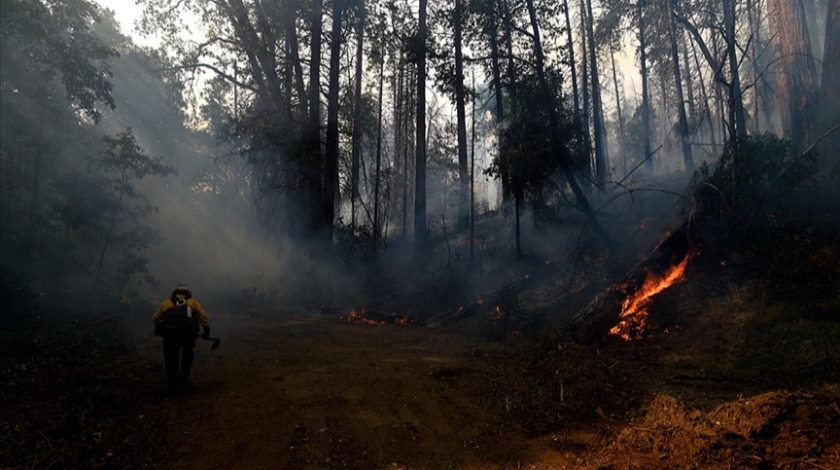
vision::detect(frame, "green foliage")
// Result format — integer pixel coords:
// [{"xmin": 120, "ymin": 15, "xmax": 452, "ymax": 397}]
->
[
  {"xmin": 485, "ymin": 71, "xmax": 576, "ymax": 204},
  {"xmin": 690, "ymin": 133, "xmax": 818, "ymax": 239},
  {"xmin": 762, "ymin": 223, "xmax": 840, "ymax": 321},
  {"xmin": 0, "ymin": 313, "xmax": 158, "ymax": 470},
  {"xmin": 88, "ymin": 128, "xmax": 175, "ymax": 292},
  {"xmin": 335, "ymin": 217, "xmax": 376, "ymax": 265},
  {"xmin": 733, "ymin": 133, "xmax": 817, "ymax": 209},
  {"xmin": 0, "ymin": 0, "xmax": 117, "ymax": 123}
]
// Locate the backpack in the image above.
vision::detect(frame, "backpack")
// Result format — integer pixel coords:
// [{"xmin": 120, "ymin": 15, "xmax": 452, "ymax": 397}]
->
[{"xmin": 154, "ymin": 298, "xmax": 199, "ymax": 337}]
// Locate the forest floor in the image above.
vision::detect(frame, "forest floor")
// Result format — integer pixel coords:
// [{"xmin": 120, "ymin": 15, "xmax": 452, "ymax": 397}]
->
[{"xmin": 3, "ymin": 205, "xmax": 840, "ymax": 469}]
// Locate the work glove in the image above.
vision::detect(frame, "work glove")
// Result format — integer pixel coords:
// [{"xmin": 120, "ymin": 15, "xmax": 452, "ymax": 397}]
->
[{"xmin": 202, "ymin": 327, "xmax": 210, "ymax": 340}]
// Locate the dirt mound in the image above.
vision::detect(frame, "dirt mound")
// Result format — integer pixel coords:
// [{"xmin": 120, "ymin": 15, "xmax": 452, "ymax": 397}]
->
[{"xmin": 584, "ymin": 386, "xmax": 840, "ymax": 469}]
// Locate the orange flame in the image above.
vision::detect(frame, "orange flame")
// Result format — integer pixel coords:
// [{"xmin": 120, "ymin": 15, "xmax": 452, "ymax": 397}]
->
[
  {"xmin": 343, "ymin": 307, "xmax": 410, "ymax": 326},
  {"xmin": 609, "ymin": 251, "xmax": 693, "ymax": 341},
  {"xmin": 344, "ymin": 307, "xmax": 384, "ymax": 326}
]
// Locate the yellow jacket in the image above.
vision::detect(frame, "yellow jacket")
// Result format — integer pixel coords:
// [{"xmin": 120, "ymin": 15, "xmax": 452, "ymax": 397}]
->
[{"xmin": 152, "ymin": 296, "xmax": 210, "ymax": 328}]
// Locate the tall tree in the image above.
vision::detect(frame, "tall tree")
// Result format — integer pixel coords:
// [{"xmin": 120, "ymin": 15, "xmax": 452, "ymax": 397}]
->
[
  {"xmin": 350, "ymin": 3, "xmax": 366, "ymax": 226},
  {"xmin": 582, "ymin": 0, "xmax": 609, "ymax": 183},
  {"xmin": 89, "ymin": 129, "xmax": 175, "ymax": 290},
  {"xmin": 818, "ymin": 0, "xmax": 840, "ymax": 171},
  {"xmin": 767, "ymin": 0, "xmax": 819, "ymax": 150},
  {"xmin": 454, "ymin": 0, "xmax": 470, "ymax": 228},
  {"xmin": 1, "ymin": 0, "xmax": 117, "ymax": 263},
  {"xmin": 307, "ymin": 0, "xmax": 326, "ymax": 235},
  {"xmin": 523, "ymin": 0, "xmax": 614, "ymax": 249},
  {"xmin": 722, "ymin": 0, "xmax": 747, "ymax": 141},
  {"xmin": 323, "ymin": 0, "xmax": 345, "ymax": 244},
  {"xmin": 638, "ymin": 0, "xmax": 654, "ymax": 173},
  {"xmin": 562, "ymin": 0, "xmax": 585, "ymax": 172},
  {"xmin": 663, "ymin": 0, "xmax": 694, "ymax": 171},
  {"xmin": 415, "ymin": 0, "xmax": 428, "ymax": 256}
]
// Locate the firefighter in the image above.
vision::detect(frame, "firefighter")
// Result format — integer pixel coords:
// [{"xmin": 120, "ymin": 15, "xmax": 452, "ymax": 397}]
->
[{"xmin": 152, "ymin": 285, "xmax": 210, "ymax": 393}]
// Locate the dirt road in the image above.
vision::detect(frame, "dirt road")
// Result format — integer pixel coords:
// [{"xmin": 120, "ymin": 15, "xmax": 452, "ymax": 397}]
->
[{"xmin": 141, "ymin": 311, "xmax": 573, "ymax": 470}]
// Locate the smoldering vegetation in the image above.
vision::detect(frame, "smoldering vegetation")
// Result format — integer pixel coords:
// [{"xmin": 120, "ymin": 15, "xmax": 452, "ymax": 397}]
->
[
  {"xmin": 2, "ymin": 1, "xmax": 839, "ymax": 468},
  {"xmin": 1, "ymin": 0, "xmax": 838, "ymax": 333}
]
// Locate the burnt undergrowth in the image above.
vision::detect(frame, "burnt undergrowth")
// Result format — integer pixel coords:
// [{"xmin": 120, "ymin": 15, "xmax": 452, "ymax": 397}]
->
[
  {"xmin": 499, "ymin": 135, "xmax": 839, "ymax": 446},
  {"xmin": 0, "ymin": 294, "xmax": 164, "ymax": 469}
]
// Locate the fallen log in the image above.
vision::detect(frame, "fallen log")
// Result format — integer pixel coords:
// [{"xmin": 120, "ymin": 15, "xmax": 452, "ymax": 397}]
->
[{"xmin": 570, "ymin": 219, "xmax": 698, "ymax": 343}]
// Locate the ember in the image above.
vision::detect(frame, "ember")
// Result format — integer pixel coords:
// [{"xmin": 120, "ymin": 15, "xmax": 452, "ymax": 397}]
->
[
  {"xmin": 344, "ymin": 307, "xmax": 383, "ymax": 326},
  {"xmin": 609, "ymin": 251, "xmax": 694, "ymax": 341},
  {"xmin": 342, "ymin": 307, "xmax": 410, "ymax": 326}
]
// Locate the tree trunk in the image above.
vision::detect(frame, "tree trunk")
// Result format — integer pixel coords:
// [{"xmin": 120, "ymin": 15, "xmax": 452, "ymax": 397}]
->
[
  {"xmin": 583, "ymin": 0, "xmax": 609, "ymax": 183},
  {"xmin": 500, "ymin": 0, "xmax": 517, "ymax": 117},
  {"xmin": 470, "ymin": 71, "xmax": 477, "ymax": 259},
  {"xmin": 374, "ymin": 54, "xmax": 385, "ymax": 250},
  {"xmin": 666, "ymin": 0, "xmax": 695, "ymax": 171},
  {"xmin": 393, "ymin": 51, "xmax": 407, "ymax": 236},
  {"xmin": 691, "ymin": 40, "xmax": 718, "ymax": 153},
  {"xmin": 639, "ymin": 1, "xmax": 654, "ymax": 174},
  {"xmin": 284, "ymin": 4, "xmax": 308, "ymax": 127},
  {"xmin": 723, "ymin": 0, "xmax": 747, "ymax": 141},
  {"xmin": 525, "ymin": 0, "xmax": 614, "ymax": 249},
  {"xmin": 571, "ymin": 220, "xmax": 695, "ymax": 343},
  {"xmin": 415, "ymin": 0, "xmax": 428, "ymax": 257},
  {"xmin": 818, "ymin": 0, "xmax": 840, "ymax": 172},
  {"xmin": 680, "ymin": 30, "xmax": 697, "ymax": 130},
  {"xmin": 609, "ymin": 42, "xmax": 627, "ymax": 176},
  {"xmin": 454, "ymin": 0, "xmax": 469, "ymax": 228},
  {"xmin": 767, "ymin": 0, "xmax": 818, "ymax": 149},
  {"xmin": 579, "ymin": 3, "xmax": 592, "ymax": 179},
  {"xmin": 746, "ymin": 0, "xmax": 761, "ymax": 134},
  {"xmin": 351, "ymin": 6, "xmax": 365, "ymax": 227},
  {"xmin": 324, "ymin": 0, "xmax": 343, "ymax": 243},
  {"xmin": 306, "ymin": 0, "xmax": 324, "ymax": 237},
  {"xmin": 563, "ymin": 0, "xmax": 585, "ymax": 172},
  {"xmin": 488, "ymin": 0, "xmax": 510, "ymax": 201}
]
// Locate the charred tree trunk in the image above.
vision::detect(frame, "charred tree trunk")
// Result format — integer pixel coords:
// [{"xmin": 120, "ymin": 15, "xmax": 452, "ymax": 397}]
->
[{"xmin": 571, "ymin": 220, "xmax": 696, "ymax": 343}]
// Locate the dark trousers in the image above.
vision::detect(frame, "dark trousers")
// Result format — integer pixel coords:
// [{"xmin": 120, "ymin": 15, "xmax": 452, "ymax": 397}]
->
[{"xmin": 162, "ymin": 333, "xmax": 196, "ymax": 392}]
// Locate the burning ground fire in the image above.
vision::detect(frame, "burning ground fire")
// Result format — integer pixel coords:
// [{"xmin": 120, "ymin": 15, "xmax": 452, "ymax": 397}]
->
[
  {"xmin": 609, "ymin": 250, "xmax": 695, "ymax": 341},
  {"xmin": 342, "ymin": 307, "xmax": 410, "ymax": 326}
]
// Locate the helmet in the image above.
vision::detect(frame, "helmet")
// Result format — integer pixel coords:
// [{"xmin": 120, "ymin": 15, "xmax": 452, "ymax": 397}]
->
[{"xmin": 171, "ymin": 285, "xmax": 193, "ymax": 299}]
